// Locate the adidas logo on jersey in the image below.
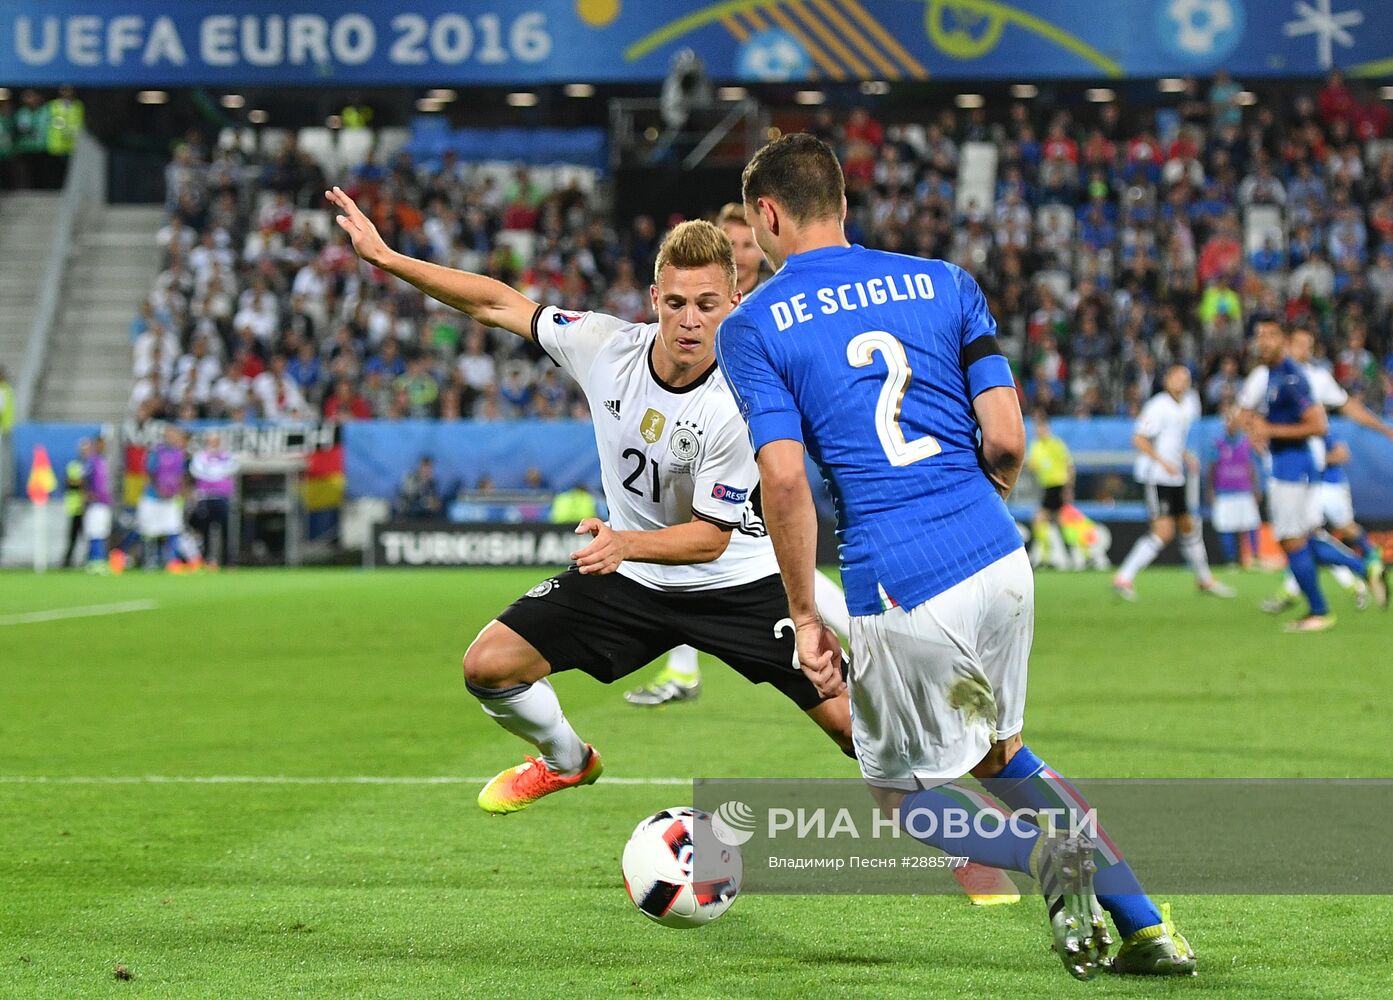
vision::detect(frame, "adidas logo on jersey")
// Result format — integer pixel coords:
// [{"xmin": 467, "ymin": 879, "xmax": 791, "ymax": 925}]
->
[{"xmin": 604, "ymin": 399, "xmax": 622, "ymax": 420}]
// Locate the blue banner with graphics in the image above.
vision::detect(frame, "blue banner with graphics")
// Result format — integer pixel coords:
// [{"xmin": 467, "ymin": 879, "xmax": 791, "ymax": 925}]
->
[{"xmin": 2, "ymin": 1, "xmax": 1391, "ymax": 87}]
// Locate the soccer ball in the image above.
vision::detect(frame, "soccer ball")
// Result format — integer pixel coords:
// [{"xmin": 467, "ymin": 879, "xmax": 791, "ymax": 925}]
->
[
  {"xmin": 1167, "ymin": 0, "xmax": 1234, "ymax": 55},
  {"xmin": 621, "ymin": 807, "xmax": 742, "ymax": 928},
  {"xmin": 736, "ymin": 29, "xmax": 810, "ymax": 83}
]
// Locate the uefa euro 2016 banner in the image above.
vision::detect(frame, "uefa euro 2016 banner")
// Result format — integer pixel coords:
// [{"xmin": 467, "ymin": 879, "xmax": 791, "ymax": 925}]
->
[{"xmin": 1, "ymin": 0, "xmax": 1390, "ymax": 86}]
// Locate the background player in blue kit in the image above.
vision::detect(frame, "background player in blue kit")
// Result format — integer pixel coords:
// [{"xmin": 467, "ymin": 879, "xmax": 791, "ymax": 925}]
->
[
  {"xmin": 717, "ymin": 134, "xmax": 1195, "ymax": 981},
  {"xmin": 1244, "ymin": 319, "xmax": 1371, "ymax": 631}
]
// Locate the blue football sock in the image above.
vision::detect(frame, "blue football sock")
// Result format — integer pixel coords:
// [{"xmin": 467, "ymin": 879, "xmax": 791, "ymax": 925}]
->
[
  {"xmin": 1311, "ymin": 536, "xmax": 1364, "ymax": 576},
  {"xmin": 1286, "ymin": 543, "xmax": 1328, "ymax": 616},
  {"xmin": 987, "ymin": 745, "xmax": 1162, "ymax": 938},
  {"xmin": 900, "ymin": 785, "xmax": 1038, "ymax": 874},
  {"xmin": 1345, "ymin": 530, "xmax": 1372, "ymax": 560},
  {"xmin": 1219, "ymin": 532, "xmax": 1238, "ymax": 564},
  {"xmin": 160, "ymin": 536, "xmax": 176, "ymax": 567},
  {"xmin": 1247, "ymin": 530, "xmax": 1259, "ymax": 559},
  {"xmin": 87, "ymin": 538, "xmax": 105, "ymax": 562}
]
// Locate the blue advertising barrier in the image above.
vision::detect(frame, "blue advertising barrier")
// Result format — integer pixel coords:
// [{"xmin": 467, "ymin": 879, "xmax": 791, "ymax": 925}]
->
[
  {"xmin": 11, "ymin": 416, "xmax": 1393, "ymax": 518},
  {"xmin": 341, "ymin": 419, "xmax": 602, "ymax": 499},
  {"xmin": 2, "ymin": 1, "xmax": 1390, "ymax": 86}
]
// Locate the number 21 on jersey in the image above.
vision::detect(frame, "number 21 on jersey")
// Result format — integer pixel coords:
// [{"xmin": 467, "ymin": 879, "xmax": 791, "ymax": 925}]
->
[{"xmin": 846, "ymin": 331, "xmax": 941, "ymax": 467}]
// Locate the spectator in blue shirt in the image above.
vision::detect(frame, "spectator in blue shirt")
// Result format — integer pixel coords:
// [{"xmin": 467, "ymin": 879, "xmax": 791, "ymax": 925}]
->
[
  {"xmin": 363, "ymin": 338, "xmax": 406, "ymax": 379},
  {"xmin": 286, "ymin": 340, "xmax": 321, "ymax": 395},
  {"xmin": 1250, "ymin": 236, "xmax": 1284, "ymax": 274}
]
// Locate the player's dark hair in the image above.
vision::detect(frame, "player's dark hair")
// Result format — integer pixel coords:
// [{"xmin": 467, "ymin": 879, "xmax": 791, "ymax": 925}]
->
[{"xmin": 742, "ymin": 133, "xmax": 844, "ymax": 224}]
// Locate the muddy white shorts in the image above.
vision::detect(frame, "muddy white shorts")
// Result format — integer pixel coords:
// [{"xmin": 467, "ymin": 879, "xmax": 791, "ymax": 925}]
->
[{"xmin": 848, "ymin": 548, "xmax": 1032, "ymax": 791}]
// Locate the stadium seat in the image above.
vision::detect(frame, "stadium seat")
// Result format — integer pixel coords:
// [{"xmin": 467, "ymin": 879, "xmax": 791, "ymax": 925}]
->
[
  {"xmin": 293, "ymin": 209, "xmax": 332, "ymax": 240},
  {"xmin": 260, "ymin": 128, "xmax": 291, "ymax": 159},
  {"xmin": 1244, "ymin": 204, "xmax": 1285, "ymax": 254},
  {"xmin": 376, "ymin": 128, "xmax": 412, "ymax": 165},
  {"xmin": 297, "ymin": 127, "xmax": 338, "ymax": 177},
  {"xmin": 955, "ymin": 141, "xmax": 999, "ymax": 217},
  {"xmin": 494, "ymin": 230, "xmax": 536, "ymax": 268},
  {"xmin": 337, "ymin": 128, "xmax": 375, "ymax": 169}
]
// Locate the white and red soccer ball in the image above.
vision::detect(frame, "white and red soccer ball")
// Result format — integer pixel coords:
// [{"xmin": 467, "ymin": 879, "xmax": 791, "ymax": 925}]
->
[{"xmin": 622, "ymin": 807, "xmax": 743, "ymax": 928}]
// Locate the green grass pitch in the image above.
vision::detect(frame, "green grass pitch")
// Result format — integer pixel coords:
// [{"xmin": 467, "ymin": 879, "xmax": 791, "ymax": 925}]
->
[{"xmin": 2, "ymin": 565, "xmax": 1390, "ymax": 998}]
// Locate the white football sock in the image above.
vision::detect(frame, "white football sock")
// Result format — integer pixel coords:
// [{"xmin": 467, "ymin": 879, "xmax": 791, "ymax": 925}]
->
[
  {"xmin": 663, "ymin": 644, "xmax": 700, "ymax": 682},
  {"xmin": 1047, "ymin": 523, "xmax": 1071, "ymax": 570},
  {"xmin": 472, "ymin": 678, "xmax": 587, "ymax": 775},
  {"xmin": 1117, "ymin": 532, "xmax": 1165, "ymax": 584},
  {"xmin": 1180, "ymin": 528, "xmax": 1215, "ymax": 586},
  {"xmin": 1331, "ymin": 565, "xmax": 1358, "ymax": 590},
  {"xmin": 814, "ymin": 570, "xmax": 851, "ymax": 636},
  {"xmin": 1283, "ymin": 573, "xmax": 1301, "ymax": 597}
]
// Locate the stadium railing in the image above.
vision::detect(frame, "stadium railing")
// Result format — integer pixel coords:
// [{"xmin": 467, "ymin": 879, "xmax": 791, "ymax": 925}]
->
[{"xmin": 14, "ymin": 130, "xmax": 106, "ymax": 422}]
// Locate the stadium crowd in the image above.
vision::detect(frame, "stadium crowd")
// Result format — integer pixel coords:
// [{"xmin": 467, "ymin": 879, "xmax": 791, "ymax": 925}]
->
[{"xmin": 127, "ymin": 71, "xmax": 1393, "ymax": 425}]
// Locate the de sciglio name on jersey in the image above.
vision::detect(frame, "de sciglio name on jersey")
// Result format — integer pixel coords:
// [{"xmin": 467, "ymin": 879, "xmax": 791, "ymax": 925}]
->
[{"xmin": 766, "ymin": 272, "xmax": 937, "ymax": 331}]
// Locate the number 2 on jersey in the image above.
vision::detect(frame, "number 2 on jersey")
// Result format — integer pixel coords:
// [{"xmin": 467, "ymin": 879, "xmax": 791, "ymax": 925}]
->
[{"xmin": 846, "ymin": 331, "xmax": 941, "ymax": 467}]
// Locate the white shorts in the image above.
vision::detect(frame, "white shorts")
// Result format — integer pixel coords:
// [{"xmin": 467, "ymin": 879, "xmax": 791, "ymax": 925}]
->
[
  {"xmin": 1268, "ymin": 479, "xmax": 1321, "ymax": 542},
  {"xmin": 82, "ymin": 503, "xmax": 112, "ymax": 540},
  {"xmin": 1211, "ymin": 492, "xmax": 1260, "ymax": 534},
  {"xmin": 1320, "ymin": 482, "xmax": 1355, "ymax": 530},
  {"xmin": 848, "ymin": 548, "xmax": 1031, "ymax": 791},
  {"xmin": 137, "ymin": 496, "xmax": 183, "ymax": 538}
]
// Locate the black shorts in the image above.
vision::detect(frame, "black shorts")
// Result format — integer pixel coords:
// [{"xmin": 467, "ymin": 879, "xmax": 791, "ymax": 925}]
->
[
  {"xmin": 1041, "ymin": 485, "xmax": 1065, "ymax": 513},
  {"xmin": 1143, "ymin": 483, "xmax": 1189, "ymax": 520},
  {"xmin": 496, "ymin": 568, "xmax": 828, "ymax": 711}
]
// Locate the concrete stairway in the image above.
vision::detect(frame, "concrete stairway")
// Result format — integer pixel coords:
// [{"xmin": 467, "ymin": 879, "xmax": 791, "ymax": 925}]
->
[
  {"xmin": 35, "ymin": 204, "xmax": 166, "ymax": 422},
  {"xmin": 0, "ymin": 192, "xmax": 62, "ymax": 381}
]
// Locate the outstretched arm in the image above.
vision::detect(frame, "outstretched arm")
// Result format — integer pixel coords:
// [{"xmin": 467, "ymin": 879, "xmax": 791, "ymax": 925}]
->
[
  {"xmin": 326, "ymin": 187, "xmax": 539, "ymax": 339},
  {"xmin": 1339, "ymin": 397, "xmax": 1393, "ymax": 442}
]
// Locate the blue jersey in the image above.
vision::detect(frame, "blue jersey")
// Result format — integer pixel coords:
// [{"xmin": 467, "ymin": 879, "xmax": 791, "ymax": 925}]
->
[
  {"xmin": 1321, "ymin": 432, "xmax": 1348, "ymax": 485},
  {"xmin": 716, "ymin": 245, "xmax": 1021, "ymax": 616},
  {"xmin": 1265, "ymin": 357, "xmax": 1317, "ymax": 483}
]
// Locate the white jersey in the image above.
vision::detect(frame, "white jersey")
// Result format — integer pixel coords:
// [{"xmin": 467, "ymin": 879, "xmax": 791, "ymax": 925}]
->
[
  {"xmin": 1237, "ymin": 362, "xmax": 1347, "ymax": 413},
  {"xmin": 1238, "ymin": 362, "xmax": 1345, "ymax": 470},
  {"xmin": 1133, "ymin": 390, "xmax": 1200, "ymax": 486},
  {"xmin": 534, "ymin": 305, "xmax": 777, "ymax": 592}
]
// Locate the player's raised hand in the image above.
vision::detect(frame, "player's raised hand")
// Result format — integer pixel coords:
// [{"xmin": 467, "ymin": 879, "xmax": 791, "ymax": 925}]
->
[
  {"xmin": 325, "ymin": 186, "xmax": 391, "ymax": 268},
  {"xmin": 796, "ymin": 619, "xmax": 845, "ymax": 699},
  {"xmin": 571, "ymin": 518, "xmax": 629, "ymax": 575}
]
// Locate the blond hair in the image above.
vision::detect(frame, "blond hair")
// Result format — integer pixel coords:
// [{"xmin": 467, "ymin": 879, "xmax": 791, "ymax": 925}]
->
[
  {"xmin": 653, "ymin": 219, "xmax": 737, "ymax": 292},
  {"xmin": 716, "ymin": 202, "xmax": 749, "ymax": 229}
]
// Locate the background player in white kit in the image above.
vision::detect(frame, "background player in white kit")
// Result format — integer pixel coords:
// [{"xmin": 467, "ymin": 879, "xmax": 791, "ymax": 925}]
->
[
  {"xmin": 625, "ymin": 203, "xmax": 853, "ymax": 707},
  {"xmin": 1113, "ymin": 366, "xmax": 1234, "ymax": 601},
  {"xmin": 326, "ymin": 187, "xmax": 854, "ymax": 816}
]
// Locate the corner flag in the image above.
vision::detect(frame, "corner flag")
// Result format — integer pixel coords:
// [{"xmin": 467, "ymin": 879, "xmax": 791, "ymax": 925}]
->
[{"xmin": 27, "ymin": 445, "xmax": 58, "ymax": 504}]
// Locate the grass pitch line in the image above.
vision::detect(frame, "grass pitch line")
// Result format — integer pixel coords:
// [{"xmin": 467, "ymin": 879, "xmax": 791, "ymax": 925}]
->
[
  {"xmin": 0, "ymin": 774, "xmax": 692, "ymax": 786},
  {"xmin": 0, "ymin": 600, "xmax": 159, "ymax": 627}
]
